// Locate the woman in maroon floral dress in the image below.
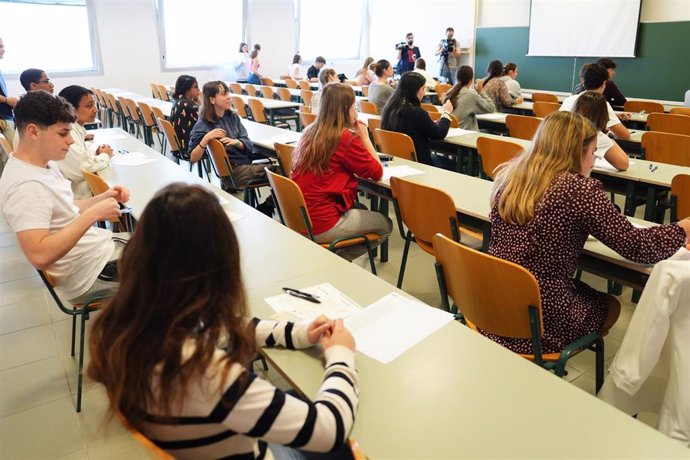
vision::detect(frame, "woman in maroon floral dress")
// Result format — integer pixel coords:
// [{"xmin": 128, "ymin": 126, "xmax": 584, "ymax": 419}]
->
[{"xmin": 487, "ymin": 111, "xmax": 690, "ymax": 354}]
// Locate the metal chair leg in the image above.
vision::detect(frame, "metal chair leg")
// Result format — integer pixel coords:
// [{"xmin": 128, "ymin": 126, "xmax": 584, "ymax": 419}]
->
[
  {"xmin": 396, "ymin": 232, "xmax": 412, "ymax": 288},
  {"xmin": 76, "ymin": 311, "xmax": 88, "ymax": 413},
  {"xmin": 70, "ymin": 309, "xmax": 77, "ymax": 356}
]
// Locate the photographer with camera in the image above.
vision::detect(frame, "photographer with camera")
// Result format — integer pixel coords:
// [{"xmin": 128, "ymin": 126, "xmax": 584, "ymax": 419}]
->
[
  {"xmin": 435, "ymin": 27, "xmax": 461, "ymax": 84},
  {"xmin": 395, "ymin": 33, "xmax": 420, "ymax": 74}
]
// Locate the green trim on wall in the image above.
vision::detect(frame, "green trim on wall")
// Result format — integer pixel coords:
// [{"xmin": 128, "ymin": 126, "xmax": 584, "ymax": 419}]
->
[{"xmin": 475, "ymin": 22, "xmax": 690, "ymax": 101}]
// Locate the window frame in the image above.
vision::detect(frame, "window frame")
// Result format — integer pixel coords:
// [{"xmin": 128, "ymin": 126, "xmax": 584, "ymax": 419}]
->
[{"xmin": 0, "ymin": 0, "xmax": 103, "ymax": 78}]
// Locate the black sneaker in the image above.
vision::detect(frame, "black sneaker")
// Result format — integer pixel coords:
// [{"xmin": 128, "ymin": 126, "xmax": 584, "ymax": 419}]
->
[{"xmin": 256, "ymin": 197, "xmax": 275, "ymax": 217}]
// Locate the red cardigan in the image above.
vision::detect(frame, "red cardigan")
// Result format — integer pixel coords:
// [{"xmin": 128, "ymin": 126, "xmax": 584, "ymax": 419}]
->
[{"xmin": 292, "ymin": 129, "xmax": 383, "ymax": 235}]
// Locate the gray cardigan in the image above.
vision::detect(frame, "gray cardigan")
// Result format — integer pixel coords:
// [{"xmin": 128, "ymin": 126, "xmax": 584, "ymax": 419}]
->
[{"xmin": 451, "ymin": 87, "xmax": 496, "ymax": 131}]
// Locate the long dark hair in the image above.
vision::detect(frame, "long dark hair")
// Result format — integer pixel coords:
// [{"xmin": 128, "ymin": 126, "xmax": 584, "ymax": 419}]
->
[
  {"xmin": 573, "ymin": 91, "xmax": 609, "ymax": 133},
  {"xmin": 443, "ymin": 65, "xmax": 474, "ymax": 104},
  {"xmin": 173, "ymin": 74, "xmax": 197, "ymax": 101},
  {"xmin": 381, "ymin": 71, "xmax": 426, "ymax": 132},
  {"xmin": 88, "ymin": 184, "xmax": 255, "ymax": 430},
  {"xmin": 483, "ymin": 59, "xmax": 503, "ymax": 85}
]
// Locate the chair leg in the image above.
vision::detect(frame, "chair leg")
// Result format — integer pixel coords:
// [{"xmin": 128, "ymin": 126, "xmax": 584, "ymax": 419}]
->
[
  {"xmin": 594, "ymin": 337, "xmax": 605, "ymax": 394},
  {"xmin": 76, "ymin": 312, "xmax": 88, "ymax": 413},
  {"xmin": 396, "ymin": 233, "xmax": 412, "ymax": 289},
  {"xmin": 366, "ymin": 242, "xmax": 378, "ymax": 275},
  {"xmin": 70, "ymin": 309, "xmax": 77, "ymax": 356}
]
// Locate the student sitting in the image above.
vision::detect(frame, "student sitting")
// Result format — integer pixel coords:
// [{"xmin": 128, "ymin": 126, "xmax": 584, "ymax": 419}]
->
[
  {"xmin": 488, "ymin": 111, "xmax": 690, "ymax": 355},
  {"xmin": 560, "ymin": 63, "xmax": 630, "ymax": 140},
  {"xmin": 0, "ymin": 90, "xmax": 130, "ymax": 303},
  {"xmin": 354, "ymin": 57, "xmax": 375, "ymax": 86},
  {"xmin": 499, "ymin": 62, "xmax": 522, "ymax": 99},
  {"xmin": 292, "ymin": 83, "xmax": 392, "ymax": 261},
  {"xmin": 310, "ymin": 67, "xmax": 339, "ymax": 114},
  {"xmin": 413, "ymin": 58, "xmax": 438, "ymax": 89},
  {"xmin": 19, "ymin": 68, "xmax": 54, "ymax": 94},
  {"xmin": 444, "ymin": 65, "xmax": 496, "ymax": 131},
  {"xmin": 572, "ymin": 91, "xmax": 629, "ymax": 171},
  {"xmin": 289, "ymin": 53, "xmax": 303, "ymax": 79},
  {"xmin": 169, "ymin": 74, "xmax": 200, "ymax": 152},
  {"xmin": 572, "ymin": 63, "xmax": 591, "ymax": 95},
  {"xmin": 88, "ymin": 183, "xmax": 359, "ymax": 460},
  {"xmin": 381, "ymin": 72, "xmax": 454, "ymax": 168},
  {"xmin": 368, "ymin": 59, "xmax": 395, "ymax": 113},
  {"xmin": 482, "ymin": 60, "xmax": 523, "ymax": 111},
  {"xmin": 307, "ymin": 56, "xmax": 326, "ymax": 82},
  {"xmin": 596, "ymin": 57, "xmax": 626, "ymax": 107},
  {"xmin": 188, "ymin": 81, "xmax": 274, "ymax": 215},
  {"xmin": 55, "ymin": 85, "xmax": 114, "ymax": 199}
]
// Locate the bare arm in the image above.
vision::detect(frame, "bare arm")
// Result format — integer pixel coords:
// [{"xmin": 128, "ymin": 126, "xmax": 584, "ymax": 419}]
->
[
  {"xmin": 609, "ymin": 123, "xmax": 630, "ymax": 141},
  {"xmin": 74, "ymin": 186, "xmax": 130, "ymax": 213},
  {"xmin": 603, "ymin": 141, "xmax": 629, "ymax": 171}
]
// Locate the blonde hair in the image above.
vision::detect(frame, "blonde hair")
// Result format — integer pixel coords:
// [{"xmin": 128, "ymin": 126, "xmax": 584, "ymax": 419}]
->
[
  {"xmin": 292, "ymin": 83, "xmax": 356, "ymax": 175},
  {"xmin": 491, "ymin": 111, "xmax": 597, "ymax": 225}
]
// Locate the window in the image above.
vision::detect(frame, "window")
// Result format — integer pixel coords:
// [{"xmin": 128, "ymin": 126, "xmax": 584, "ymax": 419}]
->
[
  {"xmin": 0, "ymin": 0, "xmax": 101, "ymax": 75},
  {"xmin": 154, "ymin": 0, "xmax": 243, "ymax": 70},
  {"xmin": 297, "ymin": 0, "xmax": 365, "ymax": 61}
]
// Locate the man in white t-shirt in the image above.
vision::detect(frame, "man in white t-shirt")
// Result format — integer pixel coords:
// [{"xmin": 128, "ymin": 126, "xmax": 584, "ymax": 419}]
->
[
  {"xmin": 0, "ymin": 90, "xmax": 130, "ymax": 302},
  {"xmin": 560, "ymin": 63, "xmax": 631, "ymax": 140}
]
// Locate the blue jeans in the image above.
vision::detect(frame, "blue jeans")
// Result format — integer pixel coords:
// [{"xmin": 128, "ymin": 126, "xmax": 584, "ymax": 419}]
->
[
  {"xmin": 439, "ymin": 62, "xmax": 456, "ymax": 85},
  {"xmin": 247, "ymin": 73, "xmax": 261, "ymax": 85}
]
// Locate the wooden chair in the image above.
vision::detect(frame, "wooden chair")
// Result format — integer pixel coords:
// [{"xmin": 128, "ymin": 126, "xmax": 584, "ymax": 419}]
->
[
  {"xmin": 136, "ymin": 101, "xmax": 160, "ymax": 147},
  {"xmin": 367, "ymin": 117, "xmax": 381, "ymax": 134},
  {"xmin": 669, "ymin": 107, "xmax": 690, "ymax": 116},
  {"xmin": 299, "ymin": 111, "xmax": 317, "ymax": 129},
  {"xmin": 260, "ymin": 85, "xmax": 275, "ymax": 100},
  {"xmin": 435, "ymin": 83, "xmax": 451, "ymax": 101},
  {"xmin": 284, "ymin": 78, "xmax": 298, "ymax": 89},
  {"xmin": 37, "ymin": 270, "xmax": 111, "ymax": 412},
  {"xmin": 646, "ymin": 113, "xmax": 690, "ymax": 136},
  {"xmin": 150, "ymin": 105, "xmax": 166, "ymax": 122},
  {"xmin": 506, "ymin": 114, "xmax": 541, "ymax": 140},
  {"xmin": 228, "ymin": 82, "xmax": 242, "ymax": 94},
  {"xmin": 428, "ymin": 111, "xmax": 459, "ymax": 128},
  {"xmin": 247, "ymin": 98, "xmax": 292, "ymax": 129},
  {"xmin": 532, "ymin": 101, "xmax": 560, "ymax": 118},
  {"xmin": 300, "ymin": 89, "xmax": 313, "ymax": 107},
  {"xmin": 300, "ymin": 105, "xmax": 311, "ymax": 114},
  {"xmin": 361, "ymin": 85, "xmax": 369, "ymax": 97},
  {"xmin": 266, "ymin": 169, "xmax": 380, "ymax": 274},
  {"xmin": 206, "ymin": 139, "xmax": 266, "ymax": 207},
  {"xmin": 274, "ymin": 142, "xmax": 296, "ymax": 177},
  {"xmin": 155, "ymin": 84, "xmax": 170, "ymax": 101},
  {"xmin": 263, "ymin": 77, "xmax": 274, "ymax": 87},
  {"xmin": 641, "ymin": 131, "xmax": 690, "ymax": 167},
  {"xmin": 343, "ymin": 80, "xmax": 357, "ymax": 86},
  {"xmin": 531, "ymin": 92, "xmax": 559, "ymax": 103},
  {"xmin": 104, "ymin": 93, "xmax": 123, "ymax": 127},
  {"xmin": 245, "ymin": 84, "xmax": 258, "ymax": 97},
  {"xmin": 122, "ymin": 98, "xmax": 143, "ymax": 139},
  {"xmin": 624, "ymin": 100, "xmax": 664, "ymax": 114},
  {"xmin": 671, "ymin": 174, "xmax": 690, "ymax": 222},
  {"xmin": 158, "ymin": 118, "xmax": 208, "ymax": 179},
  {"xmin": 359, "ymin": 100, "xmax": 379, "ymax": 115},
  {"xmin": 420, "ymin": 103, "xmax": 438, "ymax": 113},
  {"xmin": 432, "ymin": 233, "xmax": 606, "ymax": 392},
  {"xmin": 373, "ymin": 129, "xmax": 416, "ymax": 161},
  {"xmin": 276, "ymin": 87, "xmax": 292, "ymax": 102},
  {"xmin": 299, "ymin": 80, "xmax": 312, "ymax": 91},
  {"xmin": 390, "ymin": 176, "xmax": 462, "ymax": 289},
  {"xmin": 82, "ymin": 170, "xmax": 134, "ymax": 232},
  {"xmin": 150, "ymin": 83, "xmax": 161, "ymax": 99},
  {"xmin": 229, "ymin": 96, "xmax": 249, "ymax": 118},
  {"xmin": 476, "ymin": 136, "xmax": 524, "ymax": 180},
  {"xmin": 116, "ymin": 412, "xmax": 174, "ymax": 460}
]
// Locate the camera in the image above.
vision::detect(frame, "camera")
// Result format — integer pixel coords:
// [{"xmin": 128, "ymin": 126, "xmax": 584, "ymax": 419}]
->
[
  {"xmin": 395, "ymin": 42, "xmax": 406, "ymax": 50},
  {"xmin": 441, "ymin": 39, "xmax": 455, "ymax": 61}
]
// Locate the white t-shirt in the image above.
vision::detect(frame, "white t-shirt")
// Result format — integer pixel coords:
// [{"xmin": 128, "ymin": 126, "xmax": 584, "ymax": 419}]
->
[
  {"xmin": 55, "ymin": 123, "xmax": 110, "ymax": 199},
  {"xmin": 414, "ymin": 69, "xmax": 437, "ymax": 89},
  {"xmin": 560, "ymin": 92, "xmax": 621, "ymax": 130},
  {"xmin": 595, "ymin": 131, "xmax": 614, "ymax": 159},
  {"xmin": 0, "ymin": 156, "xmax": 113, "ymax": 300},
  {"xmin": 289, "ymin": 63, "xmax": 302, "ymax": 80},
  {"xmin": 500, "ymin": 76, "xmax": 522, "ymax": 99}
]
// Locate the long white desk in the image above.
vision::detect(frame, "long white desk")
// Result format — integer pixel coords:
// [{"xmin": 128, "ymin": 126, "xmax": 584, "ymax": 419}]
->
[{"xmin": 91, "ymin": 127, "xmax": 690, "ymax": 458}]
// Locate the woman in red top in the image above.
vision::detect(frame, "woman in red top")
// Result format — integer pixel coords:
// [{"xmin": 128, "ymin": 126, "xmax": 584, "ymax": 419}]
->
[{"xmin": 292, "ymin": 83, "xmax": 392, "ymax": 261}]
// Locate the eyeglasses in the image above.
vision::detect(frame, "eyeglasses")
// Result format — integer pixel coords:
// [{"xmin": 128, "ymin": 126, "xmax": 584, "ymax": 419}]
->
[{"xmin": 38, "ymin": 79, "xmax": 52, "ymax": 84}]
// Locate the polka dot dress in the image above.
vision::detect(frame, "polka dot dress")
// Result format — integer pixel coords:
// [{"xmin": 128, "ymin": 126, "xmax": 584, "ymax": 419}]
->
[{"xmin": 485, "ymin": 172, "xmax": 686, "ymax": 354}]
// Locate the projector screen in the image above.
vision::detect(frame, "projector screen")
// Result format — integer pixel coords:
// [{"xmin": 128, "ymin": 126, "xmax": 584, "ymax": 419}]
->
[{"xmin": 528, "ymin": 0, "xmax": 642, "ymax": 57}]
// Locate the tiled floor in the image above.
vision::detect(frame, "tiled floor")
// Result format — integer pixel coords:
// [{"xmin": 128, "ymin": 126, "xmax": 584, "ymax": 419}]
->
[{"xmin": 0, "ymin": 160, "xmax": 662, "ymax": 458}]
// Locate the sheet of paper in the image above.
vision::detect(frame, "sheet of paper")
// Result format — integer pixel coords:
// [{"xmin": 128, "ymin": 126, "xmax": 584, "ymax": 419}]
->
[
  {"xmin": 594, "ymin": 157, "xmax": 636, "ymax": 172},
  {"xmin": 265, "ymin": 283, "xmax": 362, "ymax": 323},
  {"xmin": 381, "ymin": 165, "xmax": 424, "ymax": 183},
  {"xmin": 110, "ymin": 151, "xmax": 156, "ymax": 166},
  {"xmin": 476, "ymin": 113, "xmax": 507, "ymax": 121},
  {"xmin": 345, "ymin": 293, "xmax": 453, "ymax": 364},
  {"xmin": 445, "ymin": 128, "xmax": 476, "ymax": 138},
  {"xmin": 258, "ymin": 134, "xmax": 301, "ymax": 147}
]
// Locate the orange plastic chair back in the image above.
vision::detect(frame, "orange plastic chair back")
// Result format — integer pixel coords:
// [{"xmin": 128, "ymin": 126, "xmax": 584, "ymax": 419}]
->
[{"xmin": 476, "ymin": 136, "xmax": 524, "ymax": 180}]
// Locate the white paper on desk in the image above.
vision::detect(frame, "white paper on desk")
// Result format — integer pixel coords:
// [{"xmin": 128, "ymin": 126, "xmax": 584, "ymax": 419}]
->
[
  {"xmin": 593, "ymin": 157, "xmax": 635, "ymax": 172},
  {"xmin": 445, "ymin": 128, "xmax": 476, "ymax": 138},
  {"xmin": 381, "ymin": 165, "xmax": 424, "ymax": 183},
  {"xmin": 476, "ymin": 113, "xmax": 507, "ymax": 121},
  {"xmin": 345, "ymin": 292, "xmax": 453, "ymax": 364},
  {"xmin": 260, "ymin": 134, "xmax": 300, "ymax": 146},
  {"xmin": 265, "ymin": 283, "xmax": 362, "ymax": 323},
  {"xmin": 110, "ymin": 151, "xmax": 156, "ymax": 166}
]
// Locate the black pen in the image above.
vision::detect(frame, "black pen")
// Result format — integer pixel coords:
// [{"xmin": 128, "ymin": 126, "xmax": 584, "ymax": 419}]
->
[{"xmin": 282, "ymin": 287, "xmax": 321, "ymax": 304}]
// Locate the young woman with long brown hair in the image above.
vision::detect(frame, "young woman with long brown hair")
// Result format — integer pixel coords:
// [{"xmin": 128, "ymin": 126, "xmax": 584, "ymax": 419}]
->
[
  {"xmin": 488, "ymin": 111, "xmax": 690, "ymax": 355},
  {"xmin": 88, "ymin": 183, "xmax": 359, "ymax": 459},
  {"xmin": 292, "ymin": 83, "xmax": 392, "ymax": 261},
  {"xmin": 443, "ymin": 65, "xmax": 495, "ymax": 131}
]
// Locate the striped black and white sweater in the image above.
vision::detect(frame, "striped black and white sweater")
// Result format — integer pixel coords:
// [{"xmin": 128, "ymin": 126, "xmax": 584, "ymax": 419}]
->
[{"xmin": 140, "ymin": 319, "xmax": 359, "ymax": 459}]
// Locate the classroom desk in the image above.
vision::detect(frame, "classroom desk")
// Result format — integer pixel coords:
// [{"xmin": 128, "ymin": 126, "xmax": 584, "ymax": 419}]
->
[
  {"xmin": 273, "ymin": 79, "xmax": 319, "ymax": 91},
  {"xmin": 91, "ymin": 128, "xmax": 689, "ymax": 458},
  {"xmin": 101, "ymin": 88, "xmax": 173, "ymax": 118},
  {"xmin": 241, "ymin": 119, "xmax": 301, "ymax": 156},
  {"xmin": 521, "ymin": 89, "xmax": 684, "ymax": 113}
]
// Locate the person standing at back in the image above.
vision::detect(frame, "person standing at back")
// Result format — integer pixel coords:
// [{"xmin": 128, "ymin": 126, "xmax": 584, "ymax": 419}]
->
[
  {"xmin": 234, "ymin": 42, "xmax": 249, "ymax": 83},
  {"xmin": 0, "ymin": 37, "xmax": 17, "ymax": 146},
  {"xmin": 247, "ymin": 49, "xmax": 264, "ymax": 85},
  {"xmin": 396, "ymin": 32, "xmax": 420, "ymax": 74},
  {"xmin": 435, "ymin": 27, "xmax": 461, "ymax": 84},
  {"xmin": 289, "ymin": 54, "xmax": 303, "ymax": 80}
]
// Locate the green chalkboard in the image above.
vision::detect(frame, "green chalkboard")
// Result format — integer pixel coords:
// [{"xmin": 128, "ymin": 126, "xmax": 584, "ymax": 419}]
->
[{"xmin": 475, "ymin": 22, "xmax": 690, "ymax": 101}]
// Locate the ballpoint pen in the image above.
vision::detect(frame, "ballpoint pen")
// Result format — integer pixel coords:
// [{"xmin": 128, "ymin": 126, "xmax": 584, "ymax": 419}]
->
[{"xmin": 282, "ymin": 287, "xmax": 321, "ymax": 304}]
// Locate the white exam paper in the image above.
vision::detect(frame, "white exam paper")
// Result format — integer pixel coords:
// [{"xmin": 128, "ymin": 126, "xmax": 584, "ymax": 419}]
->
[
  {"xmin": 477, "ymin": 113, "xmax": 508, "ymax": 121},
  {"xmin": 265, "ymin": 283, "xmax": 362, "ymax": 323},
  {"xmin": 345, "ymin": 293, "xmax": 453, "ymax": 364},
  {"xmin": 381, "ymin": 165, "xmax": 424, "ymax": 183},
  {"xmin": 594, "ymin": 157, "xmax": 635, "ymax": 172},
  {"xmin": 110, "ymin": 151, "xmax": 156, "ymax": 166},
  {"xmin": 445, "ymin": 128, "xmax": 476, "ymax": 138}
]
